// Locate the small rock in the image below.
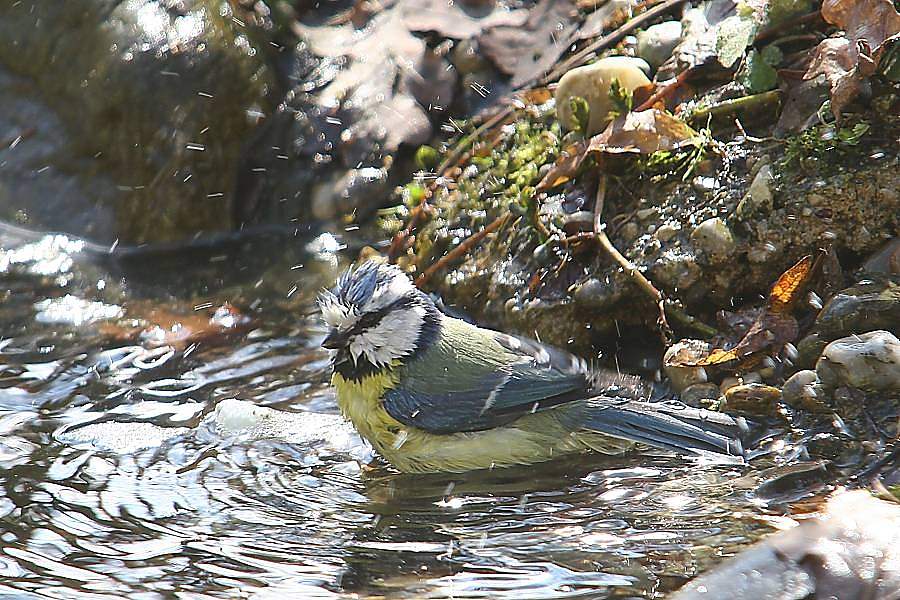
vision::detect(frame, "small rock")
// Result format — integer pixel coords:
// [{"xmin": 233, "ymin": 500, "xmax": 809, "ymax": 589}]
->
[
  {"xmin": 555, "ymin": 56, "xmax": 652, "ymax": 136},
  {"xmin": 636, "ymin": 21, "xmax": 683, "ymax": 69},
  {"xmin": 723, "ymin": 383, "xmax": 782, "ymax": 416},
  {"xmin": 814, "ymin": 277, "xmax": 900, "ymax": 341},
  {"xmin": 672, "ymin": 490, "xmax": 900, "ymax": 600},
  {"xmin": 664, "ymin": 340, "xmax": 710, "ymax": 392},
  {"xmin": 690, "ymin": 217, "xmax": 736, "ymax": 263},
  {"xmin": 796, "ymin": 332, "xmax": 828, "ymax": 369},
  {"xmin": 816, "ymin": 330, "xmax": 900, "ymax": 392},
  {"xmin": 656, "ymin": 222, "xmax": 680, "ymax": 241},
  {"xmin": 736, "ymin": 164, "xmax": 774, "ymax": 219},
  {"xmin": 620, "ymin": 221, "xmax": 641, "ymax": 242},
  {"xmin": 719, "ymin": 372, "xmax": 761, "ymax": 394},
  {"xmin": 650, "ymin": 248, "xmax": 701, "ymax": 290},
  {"xmin": 562, "ymin": 210, "xmax": 595, "ymax": 234},
  {"xmin": 573, "ymin": 277, "xmax": 617, "ymax": 309},
  {"xmin": 680, "ymin": 382, "xmax": 721, "ymax": 406},
  {"xmin": 782, "ymin": 369, "xmax": 827, "ymax": 411},
  {"xmin": 862, "ymin": 237, "xmax": 900, "ymax": 275},
  {"xmin": 636, "ymin": 207, "xmax": 659, "ymax": 221}
]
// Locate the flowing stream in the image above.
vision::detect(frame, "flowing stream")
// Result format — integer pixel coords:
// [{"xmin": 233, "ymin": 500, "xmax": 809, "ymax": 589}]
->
[{"xmin": 0, "ymin": 225, "xmax": 808, "ymax": 599}]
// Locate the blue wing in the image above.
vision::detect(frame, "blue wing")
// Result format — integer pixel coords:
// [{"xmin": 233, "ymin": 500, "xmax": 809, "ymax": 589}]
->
[{"xmin": 382, "ymin": 322, "xmax": 592, "ymax": 434}]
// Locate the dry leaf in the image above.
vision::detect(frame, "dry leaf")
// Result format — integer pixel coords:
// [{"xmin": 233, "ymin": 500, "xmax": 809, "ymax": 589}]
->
[
  {"xmin": 402, "ymin": 0, "xmax": 529, "ymax": 39},
  {"xmin": 768, "ymin": 255, "xmax": 814, "ymax": 313},
  {"xmin": 587, "ymin": 109, "xmax": 700, "ymax": 155},
  {"xmin": 535, "ymin": 141, "xmax": 587, "ymax": 192},
  {"xmin": 804, "ymin": 0, "xmax": 900, "ymax": 120},
  {"xmin": 667, "ymin": 256, "xmax": 812, "ymax": 367},
  {"xmin": 822, "ymin": 0, "xmax": 900, "ymax": 51},
  {"xmin": 477, "ymin": 0, "xmax": 581, "ymax": 88},
  {"xmin": 297, "ymin": 8, "xmax": 454, "ymax": 152}
]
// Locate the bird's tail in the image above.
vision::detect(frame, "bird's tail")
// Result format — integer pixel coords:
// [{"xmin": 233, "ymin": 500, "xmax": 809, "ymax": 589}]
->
[{"xmin": 573, "ymin": 397, "xmax": 747, "ymax": 461}]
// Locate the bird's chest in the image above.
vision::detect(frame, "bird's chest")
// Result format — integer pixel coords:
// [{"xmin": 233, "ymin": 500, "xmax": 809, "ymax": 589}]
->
[{"xmin": 332, "ymin": 370, "xmax": 408, "ymax": 454}]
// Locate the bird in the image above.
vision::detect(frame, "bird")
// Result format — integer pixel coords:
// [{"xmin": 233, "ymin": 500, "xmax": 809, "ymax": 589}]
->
[{"xmin": 318, "ymin": 260, "xmax": 745, "ymax": 474}]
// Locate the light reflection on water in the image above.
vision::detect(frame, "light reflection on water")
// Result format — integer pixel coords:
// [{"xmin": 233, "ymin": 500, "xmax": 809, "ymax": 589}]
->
[{"xmin": 0, "ymin": 227, "xmax": 783, "ymax": 599}]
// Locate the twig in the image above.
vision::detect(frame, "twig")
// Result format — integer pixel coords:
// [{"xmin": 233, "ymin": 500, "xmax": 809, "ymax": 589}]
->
[
  {"xmin": 686, "ymin": 90, "xmax": 782, "ymax": 125},
  {"xmin": 634, "ymin": 68, "xmax": 693, "ymax": 112},
  {"xmin": 540, "ymin": 0, "xmax": 691, "ymax": 87},
  {"xmin": 590, "ymin": 177, "xmax": 672, "ymax": 343},
  {"xmin": 754, "ymin": 11, "xmax": 824, "ymax": 44},
  {"xmin": 415, "ymin": 214, "xmax": 509, "ymax": 287}
]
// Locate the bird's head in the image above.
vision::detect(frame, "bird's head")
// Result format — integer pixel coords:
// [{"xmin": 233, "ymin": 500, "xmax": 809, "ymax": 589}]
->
[{"xmin": 318, "ymin": 260, "xmax": 441, "ymax": 371}]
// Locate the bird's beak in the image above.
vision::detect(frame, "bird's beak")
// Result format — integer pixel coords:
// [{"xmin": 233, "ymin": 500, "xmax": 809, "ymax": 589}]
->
[{"xmin": 322, "ymin": 329, "xmax": 348, "ymax": 350}]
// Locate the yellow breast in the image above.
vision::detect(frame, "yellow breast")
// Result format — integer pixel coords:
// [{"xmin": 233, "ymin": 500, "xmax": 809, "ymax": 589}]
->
[
  {"xmin": 332, "ymin": 370, "xmax": 407, "ymax": 457},
  {"xmin": 331, "ymin": 370, "xmax": 606, "ymax": 473}
]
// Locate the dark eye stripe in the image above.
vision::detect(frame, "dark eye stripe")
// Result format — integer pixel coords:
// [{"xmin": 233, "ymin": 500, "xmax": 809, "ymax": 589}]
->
[{"xmin": 347, "ymin": 294, "xmax": 418, "ymax": 336}]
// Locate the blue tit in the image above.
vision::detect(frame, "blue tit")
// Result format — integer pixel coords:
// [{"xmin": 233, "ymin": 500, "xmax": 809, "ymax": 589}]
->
[{"xmin": 319, "ymin": 260, "xmax": 745, "ymax": 474}]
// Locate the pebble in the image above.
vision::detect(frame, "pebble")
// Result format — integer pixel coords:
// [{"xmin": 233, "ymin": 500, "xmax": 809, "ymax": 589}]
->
[
  {"xmin": 736, "ymin": 164, "xmax": 774, "ymax": 219},
  {"xmin": 555, "ymin": 56, "xmax": 651, "ymax": 136},
  {"xmin": 782, "ymin": 369, "xmax": 826, "ymax": 410},
  {"xmin": 663, "ymin": 340, "xmax": 710, "ymax": 392},
  {"xmin": 816, "ymin": 330, "xmax": 900, "ymax": 392},
  {"xmin": 690, "ymin": 217, "xmax": 736, "ymax": 263},
  {"xmin": 636, "ymin": 21, "xmax": 683, "ymax": 69},
  {"xmin": 815, "ymin": 278, "xmax": 900, "ymax": 340},
  {"xmin": 680, "ymin": 382, "xmax": 721, "ymax": 406},
  {"xmin": 656, "ymin": 222, "xmax": 680, "ymax": 241},
  {"xmin": 722, "ymin": 383, "xmax": 782, "ymax": 415},
  {"xmin": 636, "ymin": 207, "xmax": 659, "ymax": 221}
]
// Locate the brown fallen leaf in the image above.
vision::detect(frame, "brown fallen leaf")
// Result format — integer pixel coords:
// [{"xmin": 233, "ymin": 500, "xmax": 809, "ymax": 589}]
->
[
  {"xmin": 768, "ymin": 254, "xmax": 814, "ymax": 313},
  {"xmin": 402, "ymin": 0, "xmax": 529, "ymax": 39},
  {"xmin": 587, "ymin": 108, "xmax": 700, "ymax": 155},
  {"xmin": 804, "ymin": 0, "xmax": 900, "ymax": 120},
  {"xmin": 535, "ymin": 140, "xmax": 588, "ymax": 192},
  {"xmin": 98, "ymin": 303, "xmax": 252, "ymax": 352},
  {"xmin": 296, "ymin": 8, "xmax": 453, "ymax": 151},
  {"xmin": 477, "ymin": 0, "xmax": 581, "ymax": 88},
  {"xmin": 666, "ymin": 255, "xmax": 813, "ymax": 367},
  {"xmin": 536, "ymin": 110, "xmax": 698, "ymax": 192},
  {"xmin": 822, "ymin": 0, "xmax": 900, "ymax": 51}
]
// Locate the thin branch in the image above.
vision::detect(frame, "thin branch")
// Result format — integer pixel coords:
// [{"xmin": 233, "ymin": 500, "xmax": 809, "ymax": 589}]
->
[
  {"xmin": 591, "ymin": 178, "xmax": 672, "ymax": 343},
  {"xmin": 540, "ymin": 0, "xmax": 691, "ymax": 87},
  {"xmin": 415, "ymin": 214, "xmax": 509, "ymax": 287}
]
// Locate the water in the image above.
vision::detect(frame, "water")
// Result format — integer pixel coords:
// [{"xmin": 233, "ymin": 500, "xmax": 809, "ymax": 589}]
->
[{"xmin": 0, "ymin": 224, "xmax": 813, "ymax": 599}]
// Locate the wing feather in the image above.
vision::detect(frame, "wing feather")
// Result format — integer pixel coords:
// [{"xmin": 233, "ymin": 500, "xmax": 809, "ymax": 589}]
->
[{"xmin": 382, "ymin": 319, "xmax": 591, "ymax": 434}]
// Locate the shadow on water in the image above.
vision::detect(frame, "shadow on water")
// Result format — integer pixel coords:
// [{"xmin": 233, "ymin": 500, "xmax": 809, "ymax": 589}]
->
[{"xmin": 0, "ymin": 223, "xmax": 824, "ymax": 599}]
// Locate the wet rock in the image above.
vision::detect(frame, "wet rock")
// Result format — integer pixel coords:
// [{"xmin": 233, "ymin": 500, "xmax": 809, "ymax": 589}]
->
[
  {"xmin": 691, "ymin": 217, "xmax": 736, "ymax": 263},
  {"xmin": 214, "ymin": 399, "xmax": 364, "ymax": 454},
  {"xmin": 636, "ymin": 21, "xmax": 683, "ymax": 69},
  {"xmin": 781, "ymin": 369, "xmax": 824, "ymax": 409},
  {"xmin": 862, "ymin": 237, "xmax": 900, "ymax": 274},
  {"xmin": 672, "ymin": 490, "xmax": 900, "ymax": 600},
  {"xmin": 680, "ymin": 382, "xmax": 721, "ymax": 406},
  {"xmin": 814, "ymin": 277, "xmax": 900, "ymax": 341},
  {"xmin": 815, "ymin": 330, "xmax": 900, "ymax": 392},
  {"xmin": 555, "ymin": 57, "xmax": 651, "ymax": 136},
  {"xmin": 663, "ymin": 340, "xmax": 710, "ymax": 392},
  {"xmin": 736, "ymin": 163, "xmax": 775, "ymax": 219},
  {"xmin": 795, "ymin": 333, "xmax": 828, "ymax": 370},
  {"xmin": 0, "ymin": 1, "xmax": 276, "ymax": 243},
  {"xmin": 655, "ymin": 222, "xmax": 680, "ymax": 242},
  {"xmin": 722, "ymin": 383, "xmax": 782, "ymax": 416}
]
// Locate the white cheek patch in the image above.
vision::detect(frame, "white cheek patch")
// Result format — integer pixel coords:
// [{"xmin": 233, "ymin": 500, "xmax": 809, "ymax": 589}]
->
[
  {"xmin": 351, "ymin": 304, "xmax": 426, "ymax": 367},
  {"xmin": 320, "ymin": 298, "xmax": 358, "ymax": 330}
]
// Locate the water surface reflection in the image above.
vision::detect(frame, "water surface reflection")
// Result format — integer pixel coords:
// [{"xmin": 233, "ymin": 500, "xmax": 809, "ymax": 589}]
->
[{"xmin": 0, "ymin": 226, "xmax": 783, "ymax": 599}]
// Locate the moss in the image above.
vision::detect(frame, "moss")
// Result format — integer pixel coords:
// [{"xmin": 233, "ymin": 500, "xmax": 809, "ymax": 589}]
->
[{"xmin": 779, "ymin": 120, "xmax": 872, "ymax": 172}]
